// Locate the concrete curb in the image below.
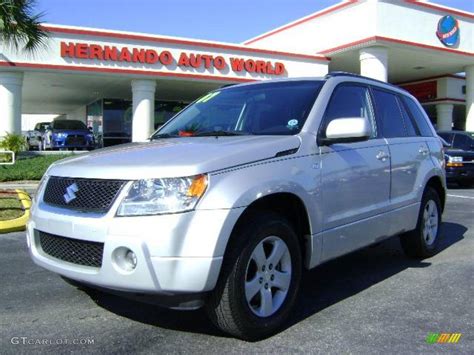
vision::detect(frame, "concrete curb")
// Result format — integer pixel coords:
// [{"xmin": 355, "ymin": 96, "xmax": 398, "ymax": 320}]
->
[{"xmin": 0, "ymin": 190, "xmax": 31, "ymax": 234}]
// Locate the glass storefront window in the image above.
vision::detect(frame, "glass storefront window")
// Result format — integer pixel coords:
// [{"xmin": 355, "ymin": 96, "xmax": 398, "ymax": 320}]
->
[{"xmin": 87, "ymin": 98, "xmax": 188, "ymax": 147}]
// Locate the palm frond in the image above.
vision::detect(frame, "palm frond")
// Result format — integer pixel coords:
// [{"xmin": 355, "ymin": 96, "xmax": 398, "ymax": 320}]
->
[{"xmin": 0, "ymin": 0, "xmax": 49, "ymax": 53}]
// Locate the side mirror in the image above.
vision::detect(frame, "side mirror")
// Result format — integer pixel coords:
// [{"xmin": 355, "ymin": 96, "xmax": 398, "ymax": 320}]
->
[{"xmin": 319, "ymin": 117, "xmax": 371, "ymax": 145}]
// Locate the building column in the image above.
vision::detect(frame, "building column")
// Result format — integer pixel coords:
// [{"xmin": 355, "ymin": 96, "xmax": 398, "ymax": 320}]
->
[
  {"xmin": 0, "ymin": 72, "xmax": 23, "ymax": 137},
  {"xmin": 465, "ymin": 65, "xmax": 474, "ymax": 132},
  {"xmin": 132, "ymin": 79, "xmax": 156, "ymax": 142},
  {"xmin": 359, "ymin": 47, "xmax": 388, "ymax": 82},
  {"xmin": 436, "ymin": 103, "xmax": 454, "ymax": 131}
]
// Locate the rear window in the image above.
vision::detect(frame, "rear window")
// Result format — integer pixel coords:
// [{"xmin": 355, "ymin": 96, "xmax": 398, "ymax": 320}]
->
[{"xmin": 402, "ymin": 96, "xmax": 433, "ymax": 137}]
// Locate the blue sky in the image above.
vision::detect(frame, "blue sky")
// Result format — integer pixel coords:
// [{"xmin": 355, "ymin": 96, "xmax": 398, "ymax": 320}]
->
[{"xmin": 36, "ymin": 0, "xmax": 474, "ymax": 43}]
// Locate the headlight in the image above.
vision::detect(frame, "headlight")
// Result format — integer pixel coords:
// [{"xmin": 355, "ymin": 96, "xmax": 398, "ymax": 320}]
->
[
  {"xmin": 117, "ymin": 174, "xmax": 208, "ymax": 216},
  {"xmin": 54, "ymin": 132, "xmax": 68, "ymax": 139}
]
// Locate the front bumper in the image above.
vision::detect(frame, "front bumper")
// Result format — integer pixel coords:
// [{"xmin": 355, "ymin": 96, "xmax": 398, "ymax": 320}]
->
[
  {"xmin": 51, "ymin": 137, "xmax": 94, "ymax": 149},
  {"xmin": 445, "ymin": 165, "xmax": 474, "ymax": 182},
  {"xmin": 27, "ymin": 198, "xmax": 242, "ymax": 295}
]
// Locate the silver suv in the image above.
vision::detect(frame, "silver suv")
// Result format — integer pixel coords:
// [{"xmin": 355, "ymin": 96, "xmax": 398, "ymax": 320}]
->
[{"xmin": 28, "ymin": 73, "xmax": 446, "ymax": 340}]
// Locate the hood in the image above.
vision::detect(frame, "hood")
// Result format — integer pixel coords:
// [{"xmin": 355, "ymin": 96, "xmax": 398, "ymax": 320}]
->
[{"xmin": 48, "ymin": 135, "xmax": 301, "ymax": 179}]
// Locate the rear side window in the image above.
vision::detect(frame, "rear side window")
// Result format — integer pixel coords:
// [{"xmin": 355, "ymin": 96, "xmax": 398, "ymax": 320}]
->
[
  {"xmin": 322, "ymin": 84, "xmax": 377, "ymax": 138},
  {"xmin": 402, "ymin": 96, "xmax": 433, "ymax": 137},
  {"xmin": 396, "ymin": 96, "xmax": 418, "ymax": 137},
  {"xmin": 372, "ymin": 89, "xmax": 407, "ymax": 138}
]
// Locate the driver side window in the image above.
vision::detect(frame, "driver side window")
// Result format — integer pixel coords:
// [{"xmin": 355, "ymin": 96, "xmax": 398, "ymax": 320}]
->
[{"xmin": 322, "ymin": 84, "xmax": 377, "ymax": 138}]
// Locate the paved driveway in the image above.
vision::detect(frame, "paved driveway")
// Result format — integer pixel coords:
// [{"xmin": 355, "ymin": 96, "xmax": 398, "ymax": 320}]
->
[{"xmin": 1, "ymin": 189, "xmax": 473, "ymax": 354}]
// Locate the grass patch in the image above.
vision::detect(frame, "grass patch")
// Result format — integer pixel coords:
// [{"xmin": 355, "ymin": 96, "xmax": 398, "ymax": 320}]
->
[
  {"xmin": 0, "ymin": 155, "xmax": 71, "ymax": 182},
  {"xmin": 0, "ymin": 197, "xmax": 23, "ymax": 221}
]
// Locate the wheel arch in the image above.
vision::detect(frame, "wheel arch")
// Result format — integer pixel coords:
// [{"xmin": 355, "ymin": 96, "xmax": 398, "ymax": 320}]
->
[
  {"xmin": 425, "ymin": 175, "xmax": 446, "ymax": 212},
  {"xmin": 223, "ymin": 192, "xmax": 313, "ymax": 269}
]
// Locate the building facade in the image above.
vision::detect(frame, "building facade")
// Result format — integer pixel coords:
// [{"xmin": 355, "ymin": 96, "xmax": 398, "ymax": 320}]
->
[{"xmin": 0, "ymin": 0, "xmax": 473, "ymax": 145}]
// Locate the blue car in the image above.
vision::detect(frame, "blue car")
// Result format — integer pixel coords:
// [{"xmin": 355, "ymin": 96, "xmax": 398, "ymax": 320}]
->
[{"xmin": 43, "ymin": 120, "xmax": 95, "ymax": 150}]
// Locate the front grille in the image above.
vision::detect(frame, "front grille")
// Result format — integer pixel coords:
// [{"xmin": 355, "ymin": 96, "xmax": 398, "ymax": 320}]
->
[
  {"xmin": 43, "ymin": 176, "xmax": 126, "ymax": 213},
  {"xmin": 66, "ymin": 135, "xmax": 85, "ymax": 145},
  {"xmin": 38, "ymin": 231, "xmax": 104, "ymax": 268}
]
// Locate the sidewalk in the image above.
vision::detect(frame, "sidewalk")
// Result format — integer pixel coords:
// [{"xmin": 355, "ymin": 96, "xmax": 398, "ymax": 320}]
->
[{"xmin": 0, "ymin": 181, "xmax": 39, "ymax": 195}]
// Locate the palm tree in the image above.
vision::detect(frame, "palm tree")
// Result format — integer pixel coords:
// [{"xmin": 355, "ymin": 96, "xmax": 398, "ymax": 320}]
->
[{"xmin": 0, "ymin": 0, "xmax": 48, "ymax": 52}]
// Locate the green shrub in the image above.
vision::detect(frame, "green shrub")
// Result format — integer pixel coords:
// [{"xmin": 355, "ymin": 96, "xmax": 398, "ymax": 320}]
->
[
  {"xmin": 0, "ymin": 133, "xmax": 27, "ymax": 154},
  {"xmin": 0, "ymin": 155, "xmax": 71, "ymax": 181}
]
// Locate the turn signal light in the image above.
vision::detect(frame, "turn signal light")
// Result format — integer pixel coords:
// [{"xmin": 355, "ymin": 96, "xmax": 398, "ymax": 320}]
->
[
  {"xmin": 187, "ymin": 174, "xmax": 208, "ymax": 197},
  {"xmin": 446, "ymin": 162, "xmax": 463, "ymax": 167}
]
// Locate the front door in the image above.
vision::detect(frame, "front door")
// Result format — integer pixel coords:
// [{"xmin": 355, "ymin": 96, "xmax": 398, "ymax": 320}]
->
[{"xmin": 318, "ymin": 84, "xmax": 391, "ymax": 261}]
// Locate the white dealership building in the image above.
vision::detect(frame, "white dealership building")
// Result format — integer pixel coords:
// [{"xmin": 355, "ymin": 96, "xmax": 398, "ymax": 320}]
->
[{"xmin": 0, "ymin": 0, "xmax": 473, "ymax": 145}]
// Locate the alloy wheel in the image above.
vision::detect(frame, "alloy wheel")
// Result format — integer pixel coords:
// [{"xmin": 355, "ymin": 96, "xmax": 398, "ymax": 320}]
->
[{"xmin": 244, "ymin": 236, "xmax": 292, "ymax": 318}]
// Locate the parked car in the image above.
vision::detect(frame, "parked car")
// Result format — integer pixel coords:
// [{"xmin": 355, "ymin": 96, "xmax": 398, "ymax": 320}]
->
[
  {"xmin": 42, "ymin": 120, "xmax": 95, "ymax": 150},
  {"xmin": 25, "ymin": 122, "xmax": 50, "ymax": 150},
  {"xmin": 28, "ymin": 73, "xmax": 446, "ymax": 340},
  {"xmin": 438, "ymin": 130, "xmax": 474, "ymax": 188}
]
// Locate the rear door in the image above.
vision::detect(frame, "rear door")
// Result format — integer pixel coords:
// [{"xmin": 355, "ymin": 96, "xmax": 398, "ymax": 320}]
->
[{"xmin": 372, "ymin": 88, "xmax": 433, "ymax": 209}]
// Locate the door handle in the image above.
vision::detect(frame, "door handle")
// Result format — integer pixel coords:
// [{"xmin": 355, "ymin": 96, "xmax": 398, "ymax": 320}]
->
[
  {"xmin": 419, "ymin": 146, "xmax": 429, "ymax": 156},
  {"xmin": 376, "ymin": 151, "xmax": 390, "ymax": 161}
]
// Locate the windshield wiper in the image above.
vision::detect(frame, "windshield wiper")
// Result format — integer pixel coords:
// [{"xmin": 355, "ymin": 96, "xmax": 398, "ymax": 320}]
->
[{"xmin": 192, "ymin": 130, "xmax": 250, "ymax": 137}]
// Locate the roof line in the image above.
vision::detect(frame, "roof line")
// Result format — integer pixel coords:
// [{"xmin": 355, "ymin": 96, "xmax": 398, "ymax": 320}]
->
[
  {"xmin": 318, "ymin": 35, "xmax": 474, "ymax": 56},
  {"xmin": 396, "ymin": 74, "xmax": 466, "ymax": 86},
  {"xmin": 243, "ymin": 0, "xmax": 359, "ymax": 45},
  {"xmin": 242, "ymin": 0, "xmax": 473, "ymax": 46},
  {"xmin": 41, "ymin": 25, "xmax": 329, "ymax": 62},
  {"xmin": 421, "ymin": 97, "xmax": 466, "ymax": 103},
  {"xmin": 403, "ymin": 0, "xmax": 474, "ymax": 20},
  {"xmin": 0, "ymin": 61, "xmax": 257, "ymax": 83}
]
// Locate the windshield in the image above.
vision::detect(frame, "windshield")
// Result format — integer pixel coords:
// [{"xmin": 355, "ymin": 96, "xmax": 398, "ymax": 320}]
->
[
  {"xmin": 52, "ymin": 120, "xmax": 87, "ymax": 130},
  {"xmin": 152, "ymin": 80, "xmax": 323, "ymax": 138}
]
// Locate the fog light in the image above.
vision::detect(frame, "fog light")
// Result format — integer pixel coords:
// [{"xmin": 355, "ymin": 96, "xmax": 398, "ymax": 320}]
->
[{"xmin": 112, "ymin": 247, "xmax": 137, "ymax": 272}]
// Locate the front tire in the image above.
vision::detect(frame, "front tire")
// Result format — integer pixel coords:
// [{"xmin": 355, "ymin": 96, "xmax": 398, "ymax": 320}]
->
[
  {"xmin": 400, "ymin": 187, "xmax": 442, "ymax": 258},
  {"xmin": 207, "ymin": 212, "xmax": 302, "ymax": 340}
]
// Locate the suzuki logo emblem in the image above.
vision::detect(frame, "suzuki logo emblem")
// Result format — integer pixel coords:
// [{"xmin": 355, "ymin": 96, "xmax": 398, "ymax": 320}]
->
[{"xmin": 63, "ymin": 183, "xmax": 79, "ymax": 203}]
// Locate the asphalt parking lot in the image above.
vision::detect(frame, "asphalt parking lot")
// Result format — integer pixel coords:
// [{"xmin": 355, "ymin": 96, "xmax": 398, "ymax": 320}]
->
[{"xmin": 1, "ymin": 188, "xmax": 473, "ymax": 354}]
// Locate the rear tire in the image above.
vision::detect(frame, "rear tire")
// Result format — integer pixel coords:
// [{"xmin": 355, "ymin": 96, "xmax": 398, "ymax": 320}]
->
[
  {"xmin": 400, "ymin": 187, "xmax": 442, "ymax": 258},
  {"xmin": 206, "ymin": 212, "xmax": 302, "ymax": 340}
]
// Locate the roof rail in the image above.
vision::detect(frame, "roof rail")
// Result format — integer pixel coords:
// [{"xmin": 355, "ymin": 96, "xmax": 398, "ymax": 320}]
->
[{"xmin": 325, "ymin": 71, "xmax": 407, "ymax": 92}]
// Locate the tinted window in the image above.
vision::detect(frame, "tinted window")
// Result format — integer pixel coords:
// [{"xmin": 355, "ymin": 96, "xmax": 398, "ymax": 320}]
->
[
  {"xmin": 402, "ymin": 96, "xmax": 433, "ymax": 137},
  {"xmin": 52, "ymin": 120, "xmax": 87, "ymax": 130},
  {"xmin": 35, "ymin": 123, "xmax": 50, "ymax": 131},
  {"xmin": 438, "ymin": 132, "xmax": 454, "ymax": 145},
  {"xmin": 372, "ymin": 89, "xmax": 406, "ymax": 138},
  {"xmin": 397, "ymin": 97, "xmax": 418, "ymax": 136},
  {"xmin": 453, "ymin": 134, "xmax": 472, "ymax": 150},
  {"xmin": 323, "ymin": 85, "xmax": 376, "ymax": 138}
]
